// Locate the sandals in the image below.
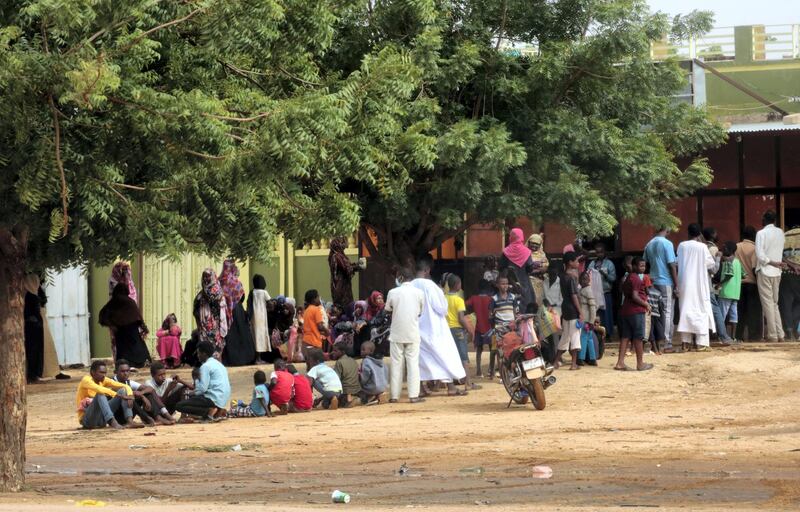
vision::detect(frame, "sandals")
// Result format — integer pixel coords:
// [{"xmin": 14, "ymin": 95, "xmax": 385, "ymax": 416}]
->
[
  {"xmin": 637, "ymin": 363, "xmax": 654, "ymax": 371},
  {"xmin": 447, "ymin": 389, "xmax": 468, "ymax": 397},
  {"xmin": 613, "ymin": 365, "xmax": 631, "ymax": 371}
]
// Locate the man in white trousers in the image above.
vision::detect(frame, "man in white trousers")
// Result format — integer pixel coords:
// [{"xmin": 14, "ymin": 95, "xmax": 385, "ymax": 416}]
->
[
  {"xmin": 755, "ymin": 210, "xmax": 786, "ymax": 342},
  {"xmin": 384, "ymin": 266, "xmax": 426, "ymax": 404}
]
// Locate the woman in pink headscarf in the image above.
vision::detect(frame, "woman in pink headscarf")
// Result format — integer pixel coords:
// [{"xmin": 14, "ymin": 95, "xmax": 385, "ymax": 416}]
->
[
  {"xmin": 499, "ymin": 228, "xmax": 539, "ymax": 314},
  {"xmin": 109, "ymin": 261, "xmax": 138, "ymax": 304}
]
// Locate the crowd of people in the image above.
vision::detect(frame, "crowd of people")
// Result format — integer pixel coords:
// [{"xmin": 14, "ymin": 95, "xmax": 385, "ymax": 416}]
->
[{"xmin": 47, "ymin": 210, "xmax": 800, "ymax": 428}]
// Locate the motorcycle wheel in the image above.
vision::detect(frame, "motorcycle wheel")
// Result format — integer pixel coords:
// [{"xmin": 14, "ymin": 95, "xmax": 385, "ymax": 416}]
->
[
  {"xmin": 525, "ymin": 377, "xmax": 546, "ymax": 410},
  {"xmin": 500, "ymin": 360, "xmax": 529, "ymax": 404}
]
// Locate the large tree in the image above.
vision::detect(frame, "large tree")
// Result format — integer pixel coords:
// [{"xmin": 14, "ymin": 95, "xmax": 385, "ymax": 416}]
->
[
  {"xmin": 0, "ymin": 0, "xmax": 427, "ymax": 490},
  {"xmin": 321, "ymin": 0, "xmax": 727, "ymax": 264}
]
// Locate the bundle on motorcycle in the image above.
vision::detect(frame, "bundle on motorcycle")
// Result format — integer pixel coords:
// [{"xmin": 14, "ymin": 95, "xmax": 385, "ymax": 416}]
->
[{"xmin": 495, "ymin": 315, "xmax": 556, "ymax": 410}]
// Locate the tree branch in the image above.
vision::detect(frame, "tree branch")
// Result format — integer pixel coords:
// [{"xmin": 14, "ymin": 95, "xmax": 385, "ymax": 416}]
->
[
  {"xmin": 494, "ymin": 0, "xmax": 508, "ymax": 51},
  {"xmin": 359, "ymin": 224, "xmax": 380, "ymax": 258},
  {"xmin": 276, "ymin": 65, "xmax": 322, "ymax": 87},
  {"xmin": 430, "ymin": 213, "xmax": 479, "ymax": 251},
  {"xmin": 120, "ymin": 6, "xmax": 206, "ymax": 51},
  {"xmin": 219, "ymin": 60, "xmax": 268, "ymax": 92},
  {"xmin": 48, "ymin": 95, "xmax": 69, "ymax": 238}
]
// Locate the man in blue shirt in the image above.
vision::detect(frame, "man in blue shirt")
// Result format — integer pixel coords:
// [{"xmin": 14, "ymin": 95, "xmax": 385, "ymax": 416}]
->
[
  {"xmin": 588, "ymin": 243, "xmax": 617, "ymax": 338},
  {"xmin": 175, "ymin": 341, "xmax": 231, "ymax": 421},
  {"xmin": 644, "ymin": 228, "xmax": 679, "ymax": 352}
]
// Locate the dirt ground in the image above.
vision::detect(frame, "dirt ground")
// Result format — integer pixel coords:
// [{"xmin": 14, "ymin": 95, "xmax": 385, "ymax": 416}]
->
[{"xmin": 3, "ymin": 342, "xmax": 800, "ymax": 511}]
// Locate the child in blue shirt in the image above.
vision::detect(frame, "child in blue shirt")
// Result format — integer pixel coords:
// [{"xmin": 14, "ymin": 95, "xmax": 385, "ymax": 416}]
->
[{"xmin": 228, "ymin": 370, "xmax": 273, "ymax": 418}]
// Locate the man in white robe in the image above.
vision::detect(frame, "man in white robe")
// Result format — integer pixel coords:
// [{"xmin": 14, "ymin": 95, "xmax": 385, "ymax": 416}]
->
[
  {"xmin": 676, "ymin": 223, "xmax": 716, "ymax": 350},
  {"xmin": 411, "ymin": 256, "xmax": 467, "ymax": 395}
]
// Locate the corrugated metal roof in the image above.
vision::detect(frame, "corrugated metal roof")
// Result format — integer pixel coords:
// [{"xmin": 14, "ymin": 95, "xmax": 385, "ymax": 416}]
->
[{"xmin": 727, "ymin": 122, "xmax": 800, "ymax": 133}]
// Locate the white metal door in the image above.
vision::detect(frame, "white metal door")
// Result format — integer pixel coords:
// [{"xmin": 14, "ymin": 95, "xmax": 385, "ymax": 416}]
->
[{"xmin": 44, "ymin": 266, "xmax": 91, "ymax": 365}]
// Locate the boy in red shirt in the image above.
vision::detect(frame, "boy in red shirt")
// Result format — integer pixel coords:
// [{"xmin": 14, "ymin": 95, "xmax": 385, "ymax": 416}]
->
[
  {"xmin": 615, "ymin": 257, "xmax": 654, "ymax": 372},
  {"xmin": 268, "ymin": 359, "xmax": 294, "ymax": 415},
  {"xmin": 286, "ymin": 364, "xmax": 313, "ymax": 413},
  {"xmin": 466, "ymin": 279, "xmax": 494, "ymax": 377}
]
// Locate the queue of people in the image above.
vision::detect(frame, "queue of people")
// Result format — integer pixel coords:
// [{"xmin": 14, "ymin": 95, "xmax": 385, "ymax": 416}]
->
[{"xmin": 68, "ymin": 212, "xmax": 800, "ymax": 429}]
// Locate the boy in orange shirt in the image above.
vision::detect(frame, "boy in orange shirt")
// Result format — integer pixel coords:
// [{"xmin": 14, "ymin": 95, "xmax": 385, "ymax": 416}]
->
[{"xmin": 302, "ymin": 289, "xmax": 329, "ymax": 360}]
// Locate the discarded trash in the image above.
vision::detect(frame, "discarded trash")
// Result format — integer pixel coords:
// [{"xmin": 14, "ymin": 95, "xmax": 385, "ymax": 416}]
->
[
  {"xmin": 398, "ymin": 463, "xmax": 409, "ymax": 476},
  {"xmin": 531, "ymin": 465, "xmax": 553, "ymax": 479},
  {"xmin": 128, "ymin": 445, "xmax": 147, "ymax": 450},
  {"xmin": 331, "ymin": 490, "xmax": 351, "ymax": 503},
  {"xmin": 231, "ymin": 444, "xmax": 242, "ymax": 452},
  {"xmin": 76, "ymin": 499, "xmax": 106, "ymax": 507},
  {"xmin": 459, "ymin": 466, "xmax": 484, "ymax": 475}
]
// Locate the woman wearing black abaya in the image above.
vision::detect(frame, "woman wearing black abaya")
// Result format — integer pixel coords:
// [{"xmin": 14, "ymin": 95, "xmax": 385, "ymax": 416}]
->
[
  {"xmin": 223, "ymin": 295, "xmax": 256, "ymax": 366},
  {"xmin": 23, "ymin": 274, "xmax": 44, "ymax": 383},
  {"xmin": 221, "ymin": 266, "xmax": 255, "ymax": 367},
  {"xmin": 99, "ymin": 283, "xmax": 151, "ymax": 368}
]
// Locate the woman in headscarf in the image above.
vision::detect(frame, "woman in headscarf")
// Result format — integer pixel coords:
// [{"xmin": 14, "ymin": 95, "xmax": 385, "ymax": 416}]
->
[
  {"xmin": 364, "ymin": 291, "xmax": 385, "ymax": 322},
  {"xmin": 247, "ymin": 274, "xmax": 271, "ymax": 363},
  {"xmin": 499, "ymin": 228, "xmax": 538, "ymax": 314},
  {"xmin": 328, "ymin": 237, "xmax": 361, "ymax": 309},
  {"xmin": 193, "ymin": 268, "xmax": 228, "ymax": 358},
  {"xmin": 23, "ymin": 274, "xmax": 45, "ymax": 383},
  {"xmin": 99, "ymin": 283, "xmax": 151, "ymax": 368},
  {"xmin": 109, "ymin": 261, "xmax": 138, "ymax": 304},
  {"xmin": 527, "ymin": 233, "xmax": 550, "ymax": 307},
  {"xmin": 107, "ymin": 261, "xmax": 138, "ymax": 358},
  {"xmin": 219, "ymin": 259, "xmax": 245, "ymax": 325}
]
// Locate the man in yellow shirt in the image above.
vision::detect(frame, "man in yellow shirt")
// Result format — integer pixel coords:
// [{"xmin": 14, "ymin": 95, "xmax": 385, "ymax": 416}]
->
[
  {"xmin": 445, "ymin": 274, "xmax": 479, "ymax": 391},
  {"xmin": 76, "ymin": 360, "xmax": 140, "ymax": 429}
]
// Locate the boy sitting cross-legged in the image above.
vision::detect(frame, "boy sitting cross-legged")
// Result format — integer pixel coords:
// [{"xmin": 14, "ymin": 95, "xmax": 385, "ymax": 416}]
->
[
  {"xmin": 228, "ymin": 370, "xmax": 274, "ymax": 418},
  {"xmin": 358, "ymin": 341, "xmax": 387, "ymax": 405}
]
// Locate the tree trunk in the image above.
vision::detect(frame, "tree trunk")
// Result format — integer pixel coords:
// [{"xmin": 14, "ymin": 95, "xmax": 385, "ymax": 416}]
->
[{"xmin": 0, "ymin": 228, "xmax": 28, "ymax": 492}]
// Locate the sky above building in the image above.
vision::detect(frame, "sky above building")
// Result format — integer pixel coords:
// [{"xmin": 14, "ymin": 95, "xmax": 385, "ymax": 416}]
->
[{"xmin": 646, "ymin": 0, "xmax": 797, "ymax": 27}]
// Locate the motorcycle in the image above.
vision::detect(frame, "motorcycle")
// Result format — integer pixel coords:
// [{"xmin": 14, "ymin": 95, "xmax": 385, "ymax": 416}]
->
[{"xmin": 495, "ymin": 314, "xmax": 556, "ymax": 410}]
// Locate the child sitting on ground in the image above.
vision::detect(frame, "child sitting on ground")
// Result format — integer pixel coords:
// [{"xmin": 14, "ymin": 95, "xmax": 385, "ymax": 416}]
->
[
  {"xmin": 331, "ymin": 341, "xmax": 360, "ymax": 407},
  {"xmin": 269, "ymin": 359, "xmax": 294, "ymax": 415},
  {"xmin": 286, "ymin": 364, "xmax": 313, "ymax": 412},
  {"xmin": 229, "ymin": 370, "xmax": 273, "ymax": 418},
  {"xmin": 305, "ymin": 348, "xmax": 343, "ymax": 410},
  {"xmin": 577, "ymin": 271, "xmax": 598, "ymax": 366},
  {"xmin": 358, "ymin": 341, "xmax": 387, "ymax": 405}
]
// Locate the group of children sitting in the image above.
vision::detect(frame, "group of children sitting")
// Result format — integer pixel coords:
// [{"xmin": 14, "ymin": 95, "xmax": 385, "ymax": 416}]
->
[{"xmin": 227, "ymin": 339, "xmax": 388, "ymax": 419}]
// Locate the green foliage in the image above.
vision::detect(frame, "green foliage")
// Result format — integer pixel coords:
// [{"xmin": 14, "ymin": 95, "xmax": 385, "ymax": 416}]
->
[
  {"xmin": 0, "ymin": 0, "xmax": 726, "ymax": 272},
  {"xmin": 333, "ymin": 0, "xmax": 726, "ymax": 261},
  {"xmin": 0, "ymin": 0, "xmax": 431, "ymax": 270}
]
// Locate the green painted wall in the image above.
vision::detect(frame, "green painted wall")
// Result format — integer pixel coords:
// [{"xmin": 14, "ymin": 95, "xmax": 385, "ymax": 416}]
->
[
  {"xmin": 88, "ymin": 263, "xmax": 114, "ymax": 359},
  {"xmin": 248, "ymin": 259, "xmax": 282, "ymax": 297},
  {"xmin": 705, "ymin": 66, "xmax": 800, "ymax": 116},
  {"xmin": 293, "ymin": 254, "xmax": 359, "ymax": 304}
]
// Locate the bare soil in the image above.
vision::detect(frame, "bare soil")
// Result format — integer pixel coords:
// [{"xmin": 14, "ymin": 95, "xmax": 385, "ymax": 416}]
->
[{"xmin": 3, "ymin": 343, "xmax": 800, "ymax": 511}]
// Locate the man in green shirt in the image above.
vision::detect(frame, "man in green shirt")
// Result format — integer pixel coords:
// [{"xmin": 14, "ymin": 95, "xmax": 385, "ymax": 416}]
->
[{"xmin": 719, "ymin": 241, "xmax": 744, "ymax": 343}]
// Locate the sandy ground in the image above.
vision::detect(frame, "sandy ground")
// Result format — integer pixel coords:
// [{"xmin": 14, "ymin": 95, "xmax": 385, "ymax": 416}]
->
[{"xmin": 3, "ymin": 343, "xmax": 800, "ymax": 511}]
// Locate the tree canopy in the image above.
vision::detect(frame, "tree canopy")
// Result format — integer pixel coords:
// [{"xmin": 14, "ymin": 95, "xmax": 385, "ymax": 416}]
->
[
  {"xmin": 324, "ymin": 0, "xmax": 727, "ymax": 263},
  {"xmin": 0, "ymin": 0, "xmax": 425, "ymax": 270}
]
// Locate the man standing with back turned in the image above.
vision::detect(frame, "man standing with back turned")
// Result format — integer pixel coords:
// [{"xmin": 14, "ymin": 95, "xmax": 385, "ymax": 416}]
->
[
  {"xmin": 755, "ymin": 210, "xmax": 786, "ymax": 342},
  {"xmin": 644, "ymin": 227, "xmax": 679, "ymax": 352},
  {"xmin": 385, "ymin": 266, "xmax": 425, "ymax": 404}
]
